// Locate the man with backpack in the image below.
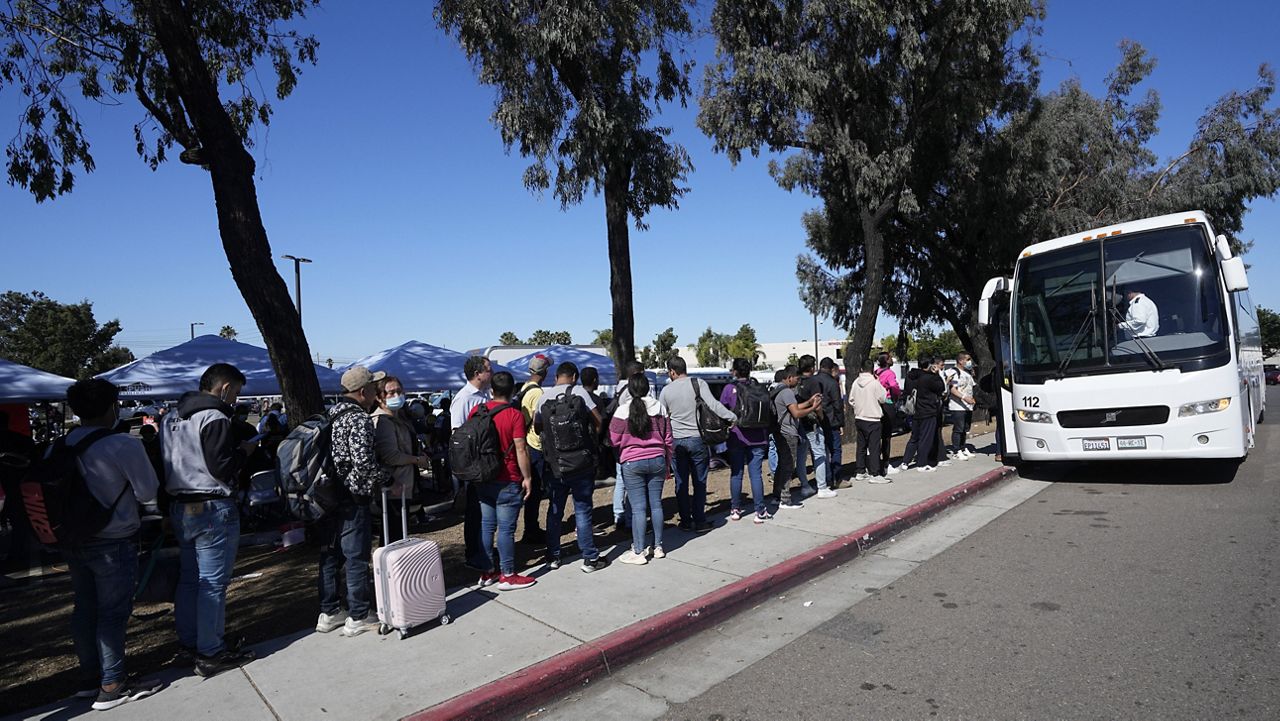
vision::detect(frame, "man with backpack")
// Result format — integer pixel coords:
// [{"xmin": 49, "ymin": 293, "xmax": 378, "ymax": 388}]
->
[
  {"xmin": 467, "ymin": 371, "xmax": 536, "ymax": 590},
  {"xmin": 534, "ymin": 362, "xmax": 609, "ymax": 572},
  {"xmin": 770, "ymin": 365, "xmax": 823, "ymax": 510},
  {"xmin": 315, "ymin": 365, "xmax": 391, "ymax": 638},
  {"xmin": 659, "ymin": 356, "xmax": 737, "ymax": 533},
  {"xmin": 943, "ymin": 352, "xmax": 977, "ymax": 460},
  {"xmin": 719, "ymin": 358, "xmax": 771, "ymax": 524},
  {"xmin": 56, "ymin": 379, "xmax": 162, "ymax": 710},
  {"xmin": 515, "ymin": 354, "xmax": 551, "ymax": 545},
  {"xmin": 815, "ymin": 358, "xmax": 846, "ymax": 485},
  {"xmin": 450, "ymin": 356, "xmax": 492, "ymax": 571},
  {"xmin": 796, "ymin": 355, "xmax": 837, "ymax": 499},
  {"xmin": 160, "ymin": 363, "xmax": 258, "ymax": 676}
]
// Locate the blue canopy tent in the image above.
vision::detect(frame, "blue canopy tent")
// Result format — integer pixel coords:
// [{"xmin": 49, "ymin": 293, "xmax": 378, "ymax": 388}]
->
[
  {"xmin": 0, "ymin": 358, "xmax": 76, "ymax": 402},
  {"xmin": 97, "ymin": 335, "xmax": 344, "ymax": 397},
  {"xmin": 505, "ymin": 344, "xmax": 656, "ymax": 389},
  {"xmin": 342, "ymin": 340, "xmax": 513, "ymax": 392}
]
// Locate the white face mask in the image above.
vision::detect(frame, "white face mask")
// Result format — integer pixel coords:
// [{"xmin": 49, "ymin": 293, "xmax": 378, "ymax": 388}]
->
[{"xmin": 386, "ymin": 394, "xmax": 405, "ymax": 410}]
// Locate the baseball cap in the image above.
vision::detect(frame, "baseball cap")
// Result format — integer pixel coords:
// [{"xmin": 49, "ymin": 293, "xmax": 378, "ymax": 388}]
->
[
  {"xmin": 528, "ymin": 354, "xmax": 552, "ymax": 375},
  {"xmin": 340, "ymin": 365, "xmax": 386, "ymax": 392}
]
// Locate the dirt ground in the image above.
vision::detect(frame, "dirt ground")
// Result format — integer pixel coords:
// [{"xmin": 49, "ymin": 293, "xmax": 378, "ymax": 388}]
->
[{"xmin": 0, "ymin": 419, "xmax": 995, "ymax": 715}]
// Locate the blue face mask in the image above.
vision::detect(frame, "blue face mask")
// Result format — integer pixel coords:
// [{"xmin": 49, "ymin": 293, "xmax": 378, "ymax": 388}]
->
[{"xmin": 386, "ymin": 395, "xmax": 405, "ymax": 410}]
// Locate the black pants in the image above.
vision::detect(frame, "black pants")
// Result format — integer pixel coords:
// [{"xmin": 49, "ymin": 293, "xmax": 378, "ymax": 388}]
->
[
  {"xmin": 855, "ymin": 419, "xmax": 883, "ymax": 476},
  {"xmin": 463, "ymin": 482, "xmax": 487, "ymax": 568},
  {"xmin": 523, "ymin": 448, "xmax": 546, "ymax": 534},
  {"xmin": 900, "ymin": 415, "xmax": 938, "ymax": 468},
  {"xmin": 950, "ymin": 410, "xmax": 973, "ymax": 453},
  {"xmin": 879, "ymin": 410, "xmax": 895, "ymax": 469}
]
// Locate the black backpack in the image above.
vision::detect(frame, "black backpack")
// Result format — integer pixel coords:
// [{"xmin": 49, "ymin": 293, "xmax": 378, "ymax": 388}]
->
[
  {"xmin": 21, "ymin": 429, "xmax": 127, "ymax": 547},
  {"xmin": 542, "ymin": 385, "xmax": 597, "ymax": 479},
  {"xmin": 732, "ymin": 379, "xmax": 775, "ymax": 429},
  {"xmin": 449, "ymin": 402, "xmax": 516, "ymax": 484},
  {"xmin": 691, "ymin": 378, "xmax": 733, "ymax": 445}
]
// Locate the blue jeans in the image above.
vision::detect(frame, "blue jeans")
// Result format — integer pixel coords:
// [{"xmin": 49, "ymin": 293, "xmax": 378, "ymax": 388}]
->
[
  {"xmin": 478, "ymin": 481, "xmax": 523, "ymax": 575},
  {"xmin": 319, "ymin": 502, "xmax": 373, "ymax": 621},
  {"xmin": 804, "ymin": 426, "xmax": 829, "ymax": 490},
  {"xmin": 673, "ymin": 437, "xmax": 710, "ymax": 524},
  {"xmin": 66, "ymin": 538, "xmax": 138, "ymax": 686},
  {"xmin": 825, "ymin": 426, "xmax": 843, "ymax": 478},
  {"xmin": 172, "ymin": 498, "xmax": 239, "ymax": 657},
  {"xmin": 612, "ymin": 461, "xmax": 628, "ymax": 524},
  {"xmin": 728, "ymin": 440, "xmax": 767, "ymax": 515},
  {"xmin": 545, "ymin": 473, "xmax": 599, "ymax": 561},
  {"xmin": 622, "ymin": 456, "xmax": 667, "ymax": 553}
]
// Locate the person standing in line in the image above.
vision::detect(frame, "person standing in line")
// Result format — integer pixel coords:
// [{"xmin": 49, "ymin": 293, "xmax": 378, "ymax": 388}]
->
[
  {"xmin": 944, "ymin": 352, "xmax": 977, "ymax": 460},
  {"xmin": 63, "ymin": 379, "xmax": 163, "ymax": 710},
  {"xmin": 873, "ymin": 353, "xmax": 901, "ymax": 471},
  {"xmin": 471, "ymin": 371, "xmax": 537, "ymax": 590},
  {"xmin": 890, "ymin": 356, "xmax": 946, "ymax": 474},
  {"xmin": 816, "ymin": 358, "xmax": 846, "ymax": 486},
  {"xmin": 720, "ymin": 358, "xmax": 771, "ymax": 523},
  {"xmin": 849, "ymin": 359, "xmax": 890, "ymax": 483},
  {"xmin": 371, "ymin": 375, "xmax": 430, "ymax": 545},
  {"xmin": 516, "ymin": 354, "xmax": 551, "ymax": 545},
  {"xmin": 605, "ymin": 360, "xmax": 650, "ymax": 530},
  {"xmin": 535, "ymin": 362, "xmax": 610, "ymax": 572},
  {"xmin": 610, "ymin": 373, "xmax": 673, "ymax": 564},
  {"xmin": 315, "ymin": 366, "xmax": 391, "ymax": 638},
  {"xmin": 160, "ymin": 363, "xmax": 258, "ymax": 677},
  {"xmin": 796, "ymin": 355, "xmax": 836, "ymax": 498},
  {"xmin": 658, "ymin": 356, "xmax": 737, "ymax": 533},
  {"xmin": 450, "ymin": 356, "xmax": 492, "ymax": 570},
  {"xmin": 770, "ymin": 366, "xmax": 822, "ymax": 511}
]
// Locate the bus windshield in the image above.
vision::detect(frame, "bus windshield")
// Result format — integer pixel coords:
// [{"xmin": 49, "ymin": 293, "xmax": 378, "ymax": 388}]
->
[{"xmin": 1012, "ymin": 225, "xmax": 1230, "ymax": 381}]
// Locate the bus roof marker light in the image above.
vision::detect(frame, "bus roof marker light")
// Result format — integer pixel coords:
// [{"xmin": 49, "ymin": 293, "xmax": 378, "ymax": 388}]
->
[
  {"xmin": 1111, "ymin": 230, "xmax": 1122, "ymax": 236},
  {"xmin": 1184, "ymin": 217, "xmax": 1197, "ymax": 223}
]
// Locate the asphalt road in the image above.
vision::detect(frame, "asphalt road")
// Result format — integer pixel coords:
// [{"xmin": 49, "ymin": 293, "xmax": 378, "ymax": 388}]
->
[{"xmin": 656, "ymin": 388, "xmax": 1280, "ymax": 721}]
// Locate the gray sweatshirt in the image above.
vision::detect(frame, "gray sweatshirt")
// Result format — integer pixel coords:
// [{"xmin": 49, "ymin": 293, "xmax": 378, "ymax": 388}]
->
[
  {"xmin": 658, "ymin": 376, "xmax": 737, "ymax": 440},
  {"xmin": 64, "ymin": 426, "xmax": 160, "ymax": 539}
]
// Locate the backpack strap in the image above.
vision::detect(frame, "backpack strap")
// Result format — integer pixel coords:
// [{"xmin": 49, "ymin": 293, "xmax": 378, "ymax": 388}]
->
[{"xmin": 69, "ymin": 428, "xmax": 132, "ymax": 530}]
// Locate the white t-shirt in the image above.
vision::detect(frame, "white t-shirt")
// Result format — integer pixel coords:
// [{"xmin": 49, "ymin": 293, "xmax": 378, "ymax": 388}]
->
[
  {"xmin": 944, "ymin": 368, "xmax": 976, "ymax": 412},
  {"xmin": 450, "ymin": 383, "xmax": 491, "ymax": 430},
  {"xmin": 1122, "ymin": 293, "xmax": 1160, "ymax": 338}
]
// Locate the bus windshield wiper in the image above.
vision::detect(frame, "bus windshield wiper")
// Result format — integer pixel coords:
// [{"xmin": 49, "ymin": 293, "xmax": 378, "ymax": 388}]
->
[
  {"xmin": 1056, "ymin": 282, "xmax": 1098, "ymax": 378},
  {"xmin": 1107, "ymin": 257, "xmax": 1167, "ymax": 370}
]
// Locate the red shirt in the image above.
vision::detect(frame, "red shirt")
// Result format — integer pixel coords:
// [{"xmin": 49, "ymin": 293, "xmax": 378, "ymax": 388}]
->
[{"xmin": 468, "ymin": 400, "xmax": 526, "ymax": 482}]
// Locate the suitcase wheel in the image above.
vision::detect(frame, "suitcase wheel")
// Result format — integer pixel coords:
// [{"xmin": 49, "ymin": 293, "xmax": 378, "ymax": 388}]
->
[
  {"xmin": 399, "ymin": 629, "xmax": 408, "ymax": 640},
  {"xmin": 378, "ymin": 624, "xmax": 390, "ymax": 636},
  {"xmin": 439, "ymin": 613, "xmax": 452, "ymax": 626}
]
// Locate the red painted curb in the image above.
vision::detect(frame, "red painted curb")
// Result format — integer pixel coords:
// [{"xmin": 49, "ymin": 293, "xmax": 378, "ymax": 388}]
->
[{"xmin": 406, "ymin": 465, "xmax": 1017, "ymax": 721}]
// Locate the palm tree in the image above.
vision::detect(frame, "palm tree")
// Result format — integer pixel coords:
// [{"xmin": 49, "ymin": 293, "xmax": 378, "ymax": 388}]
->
[{"xmin": 219, "ymin": 325, "xmax": 237, "ymax": 340}]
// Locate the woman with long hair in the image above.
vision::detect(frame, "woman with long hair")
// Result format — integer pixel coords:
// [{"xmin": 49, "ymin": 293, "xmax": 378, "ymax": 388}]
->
[
  {"xmin": 608, "ymin": 373, "xmax": 673, "ymax": 564},
  {"xmin": 874, "ymin": 352, "xmax": 901, "ymax": 471}
]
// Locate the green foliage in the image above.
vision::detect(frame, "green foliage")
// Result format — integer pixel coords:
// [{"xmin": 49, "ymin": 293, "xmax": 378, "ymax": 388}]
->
[
  {"xmin": 878, "ymin": 329, "xmax": 964, "ymax": 363},
  {"xmin": 526, "ymin": 329, "xmax": 572, "ymax": 345},
  {"xmin": 219, "ymin": 325, "xmax": 237, "ymax": 340},
  {"xmin": 784, "ymin": 353, "xmax": 800, "ymax": 368},
  {"xmin": 0, "ymin": 290, "xmax": 131, "ymax": 379},
  {"xmin": 725, "ymin": 324, "xmax": 762, "ymax": 366},
  {"xmin": 693, "ymin": 327, "xmax": 732, "ymax": 367},
  {"xmin": 639, "ymin": 327, "xmax": 679, "ymax": 368},
  {"xmin": 1259, "ymin": 306, "xmax": 1280, "ymax": 358},
  {"xmin": 592, "ymin": 328, "xmax": 614, "ymax": 347},
  {"xmin": 499, "ymin": 331, "xmax": 522, "ymax": 345},
  {"xmin": 0, "ymin": 1, "xmax": 321, "ymax": 201}
]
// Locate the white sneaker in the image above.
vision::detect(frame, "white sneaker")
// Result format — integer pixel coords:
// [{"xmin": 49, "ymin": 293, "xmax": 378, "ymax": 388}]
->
[
  {"xmin": 341, "ymin": 615, "xmax": 380, "ymax": 637},
  {"xmin": 867, "ymin": 475, "xmax": 893, "ymax": 484},
  {"xmin": 855, "ymin": 472, "xmax": 871, "ymax": 482},
  {"xmin": 651, "ymin": 546, "xmax": 666, "ymax": 559},
  {"xmin": 938, "ymin": 460, "xmax": 953, "ymax": 467},
  {"xmin": 619, "ymin": 550, "xmax": 648, "ymax": 565},
  {"xmin": 961, "ymin": 449, "xmax": 975, "ymax": 459},
  {"xmin": 917, "ymin": 465, "xmax": 937, "ymax": 473},
  {"xmin": 817, "ymin": 488, "xmax": 838, "ymax": 499},
  {"xmin": 886, "ymin": 465, "xmax": 903, "ymax": 476},
  {"xmin": 316, "ymin": 610, "xmax": 348, "ymax": 633}
]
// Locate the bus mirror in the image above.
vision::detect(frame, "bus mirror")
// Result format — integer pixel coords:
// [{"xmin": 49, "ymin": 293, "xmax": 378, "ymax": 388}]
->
[
  {"xmin": 1215, "ymin": 234, "xmax": 1234, "ymax": 260},
  {"xmin": 1221, "ymin": 257, "xmax": 1249, "ymax": 291},
  {"xmin": 978, "ymin": 276, "xmax": 1011, "ymax": 326}
]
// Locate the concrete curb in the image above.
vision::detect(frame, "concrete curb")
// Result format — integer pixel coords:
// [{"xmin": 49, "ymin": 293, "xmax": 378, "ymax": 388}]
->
[{"xmin": 405, "ymin": 465, "xmax": 1018, "ymax": 721}]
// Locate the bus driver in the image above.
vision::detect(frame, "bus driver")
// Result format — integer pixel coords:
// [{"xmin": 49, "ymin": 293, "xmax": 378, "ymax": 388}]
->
[{"xmin": 1119, "ymin": 288, "xmax": 1160, "ymax": 338}]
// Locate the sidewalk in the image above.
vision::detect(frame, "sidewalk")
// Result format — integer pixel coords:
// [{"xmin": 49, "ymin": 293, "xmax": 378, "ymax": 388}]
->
[{"xmin": 11, "ymin": 435, "xmax": 1013, "ymax": 721}]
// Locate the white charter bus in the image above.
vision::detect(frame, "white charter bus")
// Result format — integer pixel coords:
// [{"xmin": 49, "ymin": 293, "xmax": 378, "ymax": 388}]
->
[{"xmin": 978, "ymin": 211, "xmax": 1265, "ymax": 465}]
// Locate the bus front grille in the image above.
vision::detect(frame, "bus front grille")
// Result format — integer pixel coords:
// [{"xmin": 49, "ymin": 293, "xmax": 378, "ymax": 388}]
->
[{"xmin": 1056, "ymin": 406, "xmax": 1170, "ymax": 428}]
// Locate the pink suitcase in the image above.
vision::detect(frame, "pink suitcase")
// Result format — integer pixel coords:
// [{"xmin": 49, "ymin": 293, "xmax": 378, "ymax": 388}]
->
[{"xmin": 373, "ymin": 487, "xmax": 450, "ymax": 639}]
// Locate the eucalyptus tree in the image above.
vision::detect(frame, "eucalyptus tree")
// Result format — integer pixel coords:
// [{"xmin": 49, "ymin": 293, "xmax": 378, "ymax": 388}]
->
[
  {"xmin": 699, "ymin": 0, "xmax": 1042, "ymax": 382},
  {"xmin": 1, "ymin": 0, "xmax": 325, "ymax": 420},
  {"xmin": 436, "ymin": 0, "xmax": 695, "ymax": 374}
]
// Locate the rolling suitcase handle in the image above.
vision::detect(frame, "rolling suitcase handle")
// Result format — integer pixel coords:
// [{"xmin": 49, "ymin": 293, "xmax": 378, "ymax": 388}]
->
[{"xmin": 380, "ymin": 483, "xmax": 410, "ymax": 544}]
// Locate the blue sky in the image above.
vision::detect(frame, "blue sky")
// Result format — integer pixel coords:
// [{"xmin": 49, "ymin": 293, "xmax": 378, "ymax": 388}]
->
[{"xmin": 1, "ymin": 0, "xmax": 1278, "ymax": 366}]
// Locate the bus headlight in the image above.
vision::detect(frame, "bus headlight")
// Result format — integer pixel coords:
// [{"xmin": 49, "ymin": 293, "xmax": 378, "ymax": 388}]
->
[
  {"xmin": 1178, "ymin": 398, "xmax": 1231, "ymax": 417},
  {"xmin": 1017, "ymin": 410, "xmax": 1052, "ymax": 423}
]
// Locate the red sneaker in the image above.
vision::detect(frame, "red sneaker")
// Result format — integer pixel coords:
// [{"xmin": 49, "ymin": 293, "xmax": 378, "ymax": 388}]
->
[
  {"xmin": 478, "ymin": 571, "xmax": 499, "ymax": 587},
  {"xmin": 497, "ymin": 573, "xmax": 537, "ymax": 591}
]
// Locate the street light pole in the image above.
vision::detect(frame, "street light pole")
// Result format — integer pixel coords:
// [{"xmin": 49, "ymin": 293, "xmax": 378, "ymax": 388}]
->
[
  {"xmin": 280, "ymin": 254, "xmax": 313, "ymax": 323},
  {"xmin": 190, "ymin": 321, "xmax": 204, "ymax": 340},
  {"xmin": 813, "ymin": 310, "xmax": 819, "ymax": 359}
]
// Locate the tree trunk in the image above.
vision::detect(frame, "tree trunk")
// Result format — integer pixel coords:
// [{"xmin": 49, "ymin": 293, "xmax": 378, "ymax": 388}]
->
[
  {"xmin": 842, "ymin": 200, "xmax": 892, "ymax": 438},
  {"xmin": 604, "ymin": 161, "xmax": 636, "ymax": 377},
  {"xmin": 147, "ymin": 0, "xmax": 323, "ymax": 423}
]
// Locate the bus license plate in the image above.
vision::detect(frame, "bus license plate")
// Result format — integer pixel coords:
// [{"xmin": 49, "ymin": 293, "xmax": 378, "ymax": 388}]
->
[
  {"xmin": 1082, "ymin": 438, "xmax": 1110, "ymax": 451},
  {"xmin": 1117, "ymin": 436, "xmax": 1147, "ymax": 450}
]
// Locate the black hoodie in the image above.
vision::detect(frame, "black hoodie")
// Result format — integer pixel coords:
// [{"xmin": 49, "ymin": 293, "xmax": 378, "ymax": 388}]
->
[{"xmin": 904, "ymin": 368, "xmax": 946, "ymax": 419}]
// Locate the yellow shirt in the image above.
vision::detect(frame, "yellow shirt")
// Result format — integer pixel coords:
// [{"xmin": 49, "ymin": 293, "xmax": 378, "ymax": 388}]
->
[{"xmin": 520, "ymin": 382, "xmax": 545, "ymax": 451}]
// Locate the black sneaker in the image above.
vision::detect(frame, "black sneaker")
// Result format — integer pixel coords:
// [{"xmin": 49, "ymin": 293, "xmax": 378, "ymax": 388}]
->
[
  {"xmin": 693, "ymin": 522, "xmax": 713, "ymax": 534},
  {"xmin": 171, "ymin": 646, "xmax": 196, "ymax": 668},
  {"xmin": 194, "ymin": 648, "xmax": 255, "ymax": 678},
  {"xmin": 677, "ymin": 521, "xmax": 694, "ymax": 532},
  {"xmin": 91, "ymin": 678, "xmax": 162, "ymax": 711},
  {"xmin": 798, "ymin": 485, "xmax": 818, "ymax": 499},
  {"xmin": 582, "ymin": 556, "xmax": 612, "ymax": 573},
  {"xmin": 547, "ymin": 556, "xmax": 562, "ymax": 570}
]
